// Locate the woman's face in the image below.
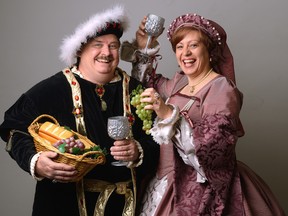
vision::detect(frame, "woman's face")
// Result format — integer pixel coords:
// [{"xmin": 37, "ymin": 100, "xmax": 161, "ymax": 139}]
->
[{"xmin": 175, "ymin": 30, "xmax": 211, "ymax": 78}]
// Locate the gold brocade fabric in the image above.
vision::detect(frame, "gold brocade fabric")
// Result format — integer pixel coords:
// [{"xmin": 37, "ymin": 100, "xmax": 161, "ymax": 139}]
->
[
  {"xmin": 76, "ymin": 179, "xmax": 134, "ymax": 216},
  {"xmin": 63, "ymin": 67, "xmax": 137, "ymax": 215}
]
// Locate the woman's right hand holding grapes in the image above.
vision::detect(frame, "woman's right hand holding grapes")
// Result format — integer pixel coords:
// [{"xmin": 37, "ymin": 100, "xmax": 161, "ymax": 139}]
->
[{"xmin": 140, "ymin": 88, "xmax": 173, "ymax": 120}]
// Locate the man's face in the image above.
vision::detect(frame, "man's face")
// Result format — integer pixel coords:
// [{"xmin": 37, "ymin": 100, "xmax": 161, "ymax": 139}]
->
[{"xmin": 78, "ymin": 34, "xmax": 120, "ymax": 84}]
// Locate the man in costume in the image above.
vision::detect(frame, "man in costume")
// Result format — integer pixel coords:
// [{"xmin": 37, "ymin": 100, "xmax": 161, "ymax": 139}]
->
[{"xmin": 0, "ymin": 5, "xmax": 159, "ymax": 216}]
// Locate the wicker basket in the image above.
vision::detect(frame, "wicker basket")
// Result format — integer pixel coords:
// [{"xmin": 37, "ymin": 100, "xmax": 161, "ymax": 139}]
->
[{"xmin": 28, "ymin": 114, "xmax": 106, "ymax": 182}]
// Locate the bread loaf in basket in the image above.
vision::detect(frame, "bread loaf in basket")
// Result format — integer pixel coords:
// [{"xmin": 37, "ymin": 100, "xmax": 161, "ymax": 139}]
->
[{"xmin": 28, "ymin": 114, "xmax": 106, "ymax": 182}]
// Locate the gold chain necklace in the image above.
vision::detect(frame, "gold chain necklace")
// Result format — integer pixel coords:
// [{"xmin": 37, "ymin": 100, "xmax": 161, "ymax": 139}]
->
[{"xmin": 188, "ymin": 68, "xmax": 213, "ymax": 93}]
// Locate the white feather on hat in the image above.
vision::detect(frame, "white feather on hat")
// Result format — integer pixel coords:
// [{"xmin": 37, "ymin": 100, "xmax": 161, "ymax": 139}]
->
[{"xmin": 59, "ymin": 5, "xmax": 129, "ymax": 66}]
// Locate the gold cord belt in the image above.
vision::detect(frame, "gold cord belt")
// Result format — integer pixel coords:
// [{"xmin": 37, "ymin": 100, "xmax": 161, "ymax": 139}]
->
[{"xmin": 76, "ymin": 179, "xmax": 134, "ymax": 216}]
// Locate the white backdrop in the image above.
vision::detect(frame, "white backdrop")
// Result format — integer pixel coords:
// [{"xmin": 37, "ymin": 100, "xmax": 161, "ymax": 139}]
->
[{"xmin": 0, "ymin": 0, "xmax": 287, "ymax": 215}]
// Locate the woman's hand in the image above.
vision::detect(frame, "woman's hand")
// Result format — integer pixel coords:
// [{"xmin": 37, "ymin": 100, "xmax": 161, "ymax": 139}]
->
[
  {"xmin": 140, "ymin": 88, "xmax": 173, "ymax": 119},
  {"xmin": 35, "ymin": 151, "xmax": 78, "ymax": 183},
  {"xmin": 136, "ymin": 16, "xmax": 164, "ymax": 50},
  {"xmin": 136, "ymin": 16, "xmax": 148, "ymax": 49}
]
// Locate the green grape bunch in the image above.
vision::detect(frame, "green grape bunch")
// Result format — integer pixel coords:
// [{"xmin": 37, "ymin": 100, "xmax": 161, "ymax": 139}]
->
[{"xmin": 130, "ymin": 85, "xmax": 154, "ymax": 134}]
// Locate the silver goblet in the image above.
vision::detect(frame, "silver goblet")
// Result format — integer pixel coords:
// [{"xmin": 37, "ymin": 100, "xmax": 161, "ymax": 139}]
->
[
  {"xmin": 144, "ymin": 13, "xmax": 165, "ymax": 53},
  {"xmin": 107, "ymin": 116, "xmax": 130, "ymax": 166}
]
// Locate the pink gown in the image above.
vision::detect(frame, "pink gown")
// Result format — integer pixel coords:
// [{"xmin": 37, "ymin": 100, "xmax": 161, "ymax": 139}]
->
[{"xmin": 139, "ymin": 72, "xmax": 285, "ymax": 216}]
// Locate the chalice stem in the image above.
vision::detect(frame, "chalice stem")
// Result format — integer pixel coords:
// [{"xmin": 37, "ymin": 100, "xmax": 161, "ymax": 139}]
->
[{"xmin": 144, "ymin": 35, "xmax": 152, "ymax": 54}]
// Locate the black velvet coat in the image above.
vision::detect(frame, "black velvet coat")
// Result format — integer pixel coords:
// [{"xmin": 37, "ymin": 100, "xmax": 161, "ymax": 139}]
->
[{"xmin": 0, "ymin": 68, "xmax": 159, "ymax": 216}]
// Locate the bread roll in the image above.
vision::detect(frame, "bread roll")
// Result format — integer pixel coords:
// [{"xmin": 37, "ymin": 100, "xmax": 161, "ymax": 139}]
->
[{"xmin": 39, "ymin": 122, "xmax": 73, "ymax": 143}]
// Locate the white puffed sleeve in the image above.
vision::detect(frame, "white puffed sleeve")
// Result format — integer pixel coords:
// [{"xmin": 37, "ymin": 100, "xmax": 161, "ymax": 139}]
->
[{"xmin": 172, "ymin": 117, "xmax": 207, "ymax": 183}]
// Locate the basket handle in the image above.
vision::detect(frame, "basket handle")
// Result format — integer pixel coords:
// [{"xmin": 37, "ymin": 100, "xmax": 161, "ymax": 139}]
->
[
  {"xmin": 30, "ymin": 114, "xmax": 59, "ymax": 126},
  {"xmin": 76, "ymin": 151, "xmax": 105, "ymax": 162}
]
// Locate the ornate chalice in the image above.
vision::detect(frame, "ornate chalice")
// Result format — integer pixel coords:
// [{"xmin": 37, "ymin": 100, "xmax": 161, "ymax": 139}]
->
[
  {"xmin": 144, "ymin": 13, "xmax": 165, "ymax": 53},
  {"xmin": 107, "ymin": 116, "xmax": 130, "ymax": 166}
]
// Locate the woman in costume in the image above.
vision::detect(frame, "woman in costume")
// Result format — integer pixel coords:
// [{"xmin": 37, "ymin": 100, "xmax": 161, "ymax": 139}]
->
[
  {"xmin": 121, "ymin": 13, "xmax": 285, "ymax": 215},
  {"xmin": 0, "ymin": 6, "xmax": 159, "ymax": 216}
]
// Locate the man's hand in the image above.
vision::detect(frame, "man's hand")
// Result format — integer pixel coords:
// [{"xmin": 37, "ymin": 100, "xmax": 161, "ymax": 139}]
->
[{"xmin": 35, "ymin": 151, "xmax": 78, "ymax": 183}]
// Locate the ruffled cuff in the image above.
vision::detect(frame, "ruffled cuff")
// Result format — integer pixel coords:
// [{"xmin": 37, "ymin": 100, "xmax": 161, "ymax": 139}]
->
[
  {"xmin": 127, "ymin": 140, "xmax": 143, "ymax": 168},
  {"xmin": 30, "ymin": 151, "xmax": 44, "ymax": 181},
  {"xmin": 150, "ymin": 104, "xmax": 180, "ymax": 144}
]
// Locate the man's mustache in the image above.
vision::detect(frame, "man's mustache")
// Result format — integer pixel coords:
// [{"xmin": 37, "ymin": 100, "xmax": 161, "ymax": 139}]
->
[{"xmin": 95, "ymin": 55, "xmax": 114, "ymax": 62}]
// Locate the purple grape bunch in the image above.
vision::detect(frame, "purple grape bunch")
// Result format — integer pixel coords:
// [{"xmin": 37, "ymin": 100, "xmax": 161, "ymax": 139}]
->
[{"xmin": 53, "ymin": 136, "xmax": 85, "ymax": 155}]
